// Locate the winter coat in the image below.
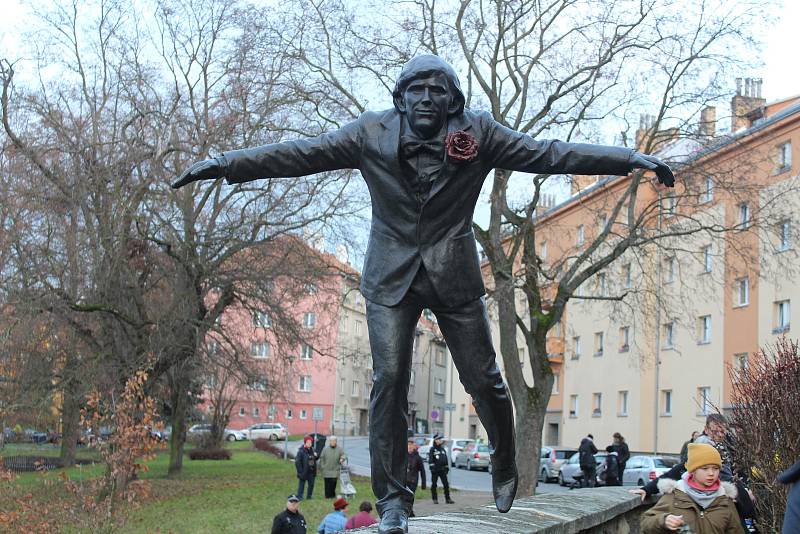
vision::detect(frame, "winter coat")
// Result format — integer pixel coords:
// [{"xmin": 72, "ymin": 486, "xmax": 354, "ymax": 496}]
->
[
  {"xmin": 344, "ymin": 511, "xmax": 378, "ymax": 529},
  {"xmin": 428, "ymin": 444, "xmax": 449, "ymax": 475},
  {"xmin": 603, "ymin": 453, "xmax": 620, "ymax": 486},
  {"xmin": 317, "ymin": 510, "xmax": 347, "ymax": 534},
  {"xmin": 578, "ymin": 437, "xmax": 598, "ymax": 469},
  {"xmin": 641, "ymin": 478, "xmax": 745, "ymax": 534},
  {"xmin": 295, "ymin": 445, "xmax": 318, "ymax": 480},
  {"xmin": 271, "ymin": 509, "xmax": 307, "ymax": 534},
  {"xmin": 319, "ymin": 445, "xmax": 346, "ymax": 478},
  {"xmin": 778, "ymin": 458, "xmax": 800, "ymax": 534},
  {"xmin": 613, "ymin": 441, "xmax": 630, "ymax": 466},
  {"xmin": 406, "ymin": 450, "xmax": 427, "ymax": 488}
]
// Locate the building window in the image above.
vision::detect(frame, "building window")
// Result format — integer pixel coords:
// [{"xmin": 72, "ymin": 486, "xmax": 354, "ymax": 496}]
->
[
  {"xmin": 664, "ymin": 256, "xmax": 676, "ymax": 284},
  {"xmin": 698, "ymin": 386, "xmax": 712, "ymax": 415},
  {"xmin": 662, "ymin": 390, "xmax": 673, "ymax": 416},
  {"xmin": 300, "ymin": 344, "xmax": 313, "ymax": 360},
  {"xmin": 701, "ymin": 176, "xmax": 714, "ymax": 203},
  {"xmin": 253, "ymin": 311, "xmax": 271, "ymax": 328},
  {"xmin": 206, "ymin": 340, "xmax": 219, "ymax": 357},
  {"xmin": 702, "ymin": 245, "xmax": 712, "ymax": 273},
  {"xmin": 738, "ymin": 203, "xmax": 750, "ymax": 229},
  {"xmin": 618, "ymin": 391, "xmax": 629, "ymax": 417},
  {"xmin": 410, "ymin": 370, "xmax": 416, "ymax": 387},
  {"xmin": 774, "ymin": 300, "xmax": 791, "ymax": 333},
  {"xmin": 779, "ymin": 220, "xmax": 792, "ymax": 251},
  {"xmin": 300, "ymin": 409, "xmax": 307, "ymax": 420},
  {"xmin": 592, "ymin": 393, "xmax": 602, "ymax": 417},
  {"xmin": 355, "ymin": 320, "xmax": 363, "ymax": 337},
  {"xmin": 569, "ymin": 395, "xmax": 578, "ymax": 418},
  {"xmin": 663, "ymin": 322, "xmax": 674, "ymax": 349},
  {"xmin": 777, "ymin": 141, "xmax": 792, "ymax": 172},
  {"xmin": 286, "ymin": 408, "xmax": 293, "ymax": 419},
  {"xmin": 597, "ymin": 273, "xmax": 607, "ymax": 297},
  {"xmin": 594, "ymin": 332, "xmax": 604, "ymax": 357},
  {"xmin": 735, "ymin": 278, "xmax": 750, "ymax": 307},
  {"xmin": 339, "ymin": 378, "xmax": 346, "ymax": 395},
  {"xmin": 434, "ymin": 348, "xmax": 445, "ymax": 366},
  {"xmin": 364, "ymin": 382, "xmax": 371, "ymax": 398},
  {"xmin": 305, "ymin": 283, "xmax": 318, "ymax": 295},
  {"xmin": 251, "ymin": 342, "xmax": 270, "ymax": 359},
  {"xmin": 303, "ymin": 312, "xmax": 316, "ymax": 328},
  {"xmin": 598, "ymin": 213, "xmax": 608, "ymax": 233},
  {"xmin": 299, "ymin": 375, "xmax": 312, "ymax": 392},
  {"xmin": 351, "ymin": 380, "xmax": 360, "ymax": 396},
  {"xmin": 622, "ymin": 263, "xmax": 632, "ymax": 289},
  {"xmin": 576, "ymin": 225, "xmax": 585, "ymax": 246},
  {"xmin": 435, "ymin": 378, "xmax": 444, "ymax": 395},
  {"xmin": 619, "ymin": 326, "xmax": 630, "ymax": 352},
  {"xmin": 552, "ymin": 373, "xmax": 560, "ymax": 394},
  {"xmin": 540, "ymin": 240, "xmax": 547, "ymax": 262},
  {"xmin": 253, "ymin": 406, "xmax": 260, "ymax": 417},
  {"xmin": 698, "ymin": 315, "xmax": 712, "ymax": 344},
  {"xmin": 572, "ymin": 336, "xmax": 581, "ymax": 359},
  {"xmin": 238, "ymin": 406, "xmax": 245, "ymax": 416},
  {"xmin": 664, "ymin": 192, "xmax": 677, "ymax": 213},
  {"xmin": 734, "ymin": 353, "xmax": 748, "ymax": 375},
  {"xmin": 268, "ymin": 405, "xmax": 278, "ymax": 418}
]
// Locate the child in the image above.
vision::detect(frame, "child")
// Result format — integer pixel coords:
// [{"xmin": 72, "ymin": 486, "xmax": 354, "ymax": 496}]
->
[
  {"xmin": 642, "ymin": 443, "xmax": 744, "ymax": 533},
  {"xmin": 603, "ymin": 445, "xmax": 621, "ymax": 486}
]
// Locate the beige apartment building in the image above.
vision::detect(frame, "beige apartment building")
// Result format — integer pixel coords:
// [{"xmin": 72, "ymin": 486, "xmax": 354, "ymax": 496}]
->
[{"xmin": 466, "ymin": 84, "xmax": 800, "ymax": 455}]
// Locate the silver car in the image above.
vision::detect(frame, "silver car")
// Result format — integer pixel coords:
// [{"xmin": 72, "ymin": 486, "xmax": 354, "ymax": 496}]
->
[
  {"xmin": 622, "ymin": 455, "xmax": 679, "ymax": 486},
  {"xmin": 539, "ymin": 447, "xmax": 577, "ymax": 483},
  {"xmin": 243, "ymin": 423, "xmax": 287, "ymax": 441},
  {"xmin": 558, "ymin": 452, "xmax": 608, "ymax": 486},
  {"xmin": 454, "ymin": 443, "xmax": 492, "ymax": 471},
  {"xmin": 448, "ymin": 439, "xmax": 475, "ymax": 467}
]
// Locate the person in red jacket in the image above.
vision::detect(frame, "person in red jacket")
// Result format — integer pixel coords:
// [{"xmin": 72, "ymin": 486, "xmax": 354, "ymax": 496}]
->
[{"xmin": 345, "ymin": 501, "xmax": 378, "ymax": 530}]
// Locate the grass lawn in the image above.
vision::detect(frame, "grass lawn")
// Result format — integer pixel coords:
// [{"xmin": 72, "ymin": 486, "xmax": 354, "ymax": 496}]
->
[{"xmin": 3, "ymin": 440, "xmax": 428, "ymax": 533}]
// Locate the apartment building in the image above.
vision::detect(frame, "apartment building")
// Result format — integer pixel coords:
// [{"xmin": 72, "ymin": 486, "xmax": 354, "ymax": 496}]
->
[{"xmin": 472, "ymin": 84, "xmax": 800, "ymax": 454}]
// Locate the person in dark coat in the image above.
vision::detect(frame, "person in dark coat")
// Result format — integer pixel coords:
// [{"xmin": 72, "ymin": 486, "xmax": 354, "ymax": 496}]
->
[
  {"xmin": 578, "ymin": 435, "xmax": 598, "ymax": 488},
  {"xmin": 271, "ymin": 494, "xmax": 307, "ymax": 534},
  {"xmin": 173, "ymin": 54, "xmax": 674, "ymax": 534},
  {"xmin": 680, "ymin": 430, "xmax": 701, "ymax": 465},
  {"xmin": 611, "ymin": 432, "xmax": 630, "ymax": 482},
  {"xmin": 295, "ymin": 436, "xmax": 318, "ymax": 500},
  {"xmin": 603, "ymin": 445, "xmax": 621, "ymax": 486},
  {"xmin": 405, "ymin": 439, "xmax": 427, "ymax": 516},
  {"xmin": 428, "ymin": 434, "xmax": 454, "ymax": 504},
  {"xmin": 778, "ymin": 458, "xmax": 800, "ymax": 534}
]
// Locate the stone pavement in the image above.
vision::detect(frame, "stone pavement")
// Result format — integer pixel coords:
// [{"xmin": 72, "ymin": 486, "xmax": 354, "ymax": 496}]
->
[{"xmin": 411, "ymin": 491, "xmax": 494, "ymax": 517}]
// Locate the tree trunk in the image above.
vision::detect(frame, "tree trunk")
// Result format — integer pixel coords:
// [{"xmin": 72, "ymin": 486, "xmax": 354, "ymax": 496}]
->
[
  {"xmin": 168, "ymin": 370, "xmax": 190, "ymax": 477},
  {"xmin": 59, "ymin": 382, "xmax": 81, "ymax": 466},
  {"xmin": 514, "ymin": 395, "xmax": 546, "ymax": 494}
]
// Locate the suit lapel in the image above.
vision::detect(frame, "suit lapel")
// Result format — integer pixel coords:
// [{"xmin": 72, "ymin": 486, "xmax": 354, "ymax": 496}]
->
[
  {"xmin": 378, "ymin": 111, "xmax": 408, "ymax": 188},
  {"xmin": 426, "ymin": 114, "xmax": 473, "ymax": 202}
]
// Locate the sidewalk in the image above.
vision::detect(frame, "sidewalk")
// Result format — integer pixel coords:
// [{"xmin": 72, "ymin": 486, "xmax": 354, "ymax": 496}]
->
[{"xmin": 411, "ymin": 490, "xmax": 494, "ymax": 517}]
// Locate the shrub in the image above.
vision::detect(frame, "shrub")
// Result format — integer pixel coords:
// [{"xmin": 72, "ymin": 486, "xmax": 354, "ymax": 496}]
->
[
  {"xmin": 727, "ymin": 338, "xmax": 800, "ymax": 533},
  {"xmin": 188, "ymin": 448, "xmax": 232, "ymax": 461},
  {"xmin": 253, "ymin": 438, "xmax": 285, "ymax": 458}
]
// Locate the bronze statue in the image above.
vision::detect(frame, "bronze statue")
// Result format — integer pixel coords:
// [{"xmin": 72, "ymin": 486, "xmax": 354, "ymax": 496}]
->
[{"xmin": 174, "ymin": 55, "xmax": 674, "ymax": 533}]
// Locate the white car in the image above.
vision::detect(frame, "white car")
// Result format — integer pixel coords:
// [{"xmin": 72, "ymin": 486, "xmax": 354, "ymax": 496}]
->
[
  {"xmin": 622, "ymin": 455, "xmax": 679, "ymax": 486},
  {"xmin": 187, "ymin": 424, "xmax": 247, "ymax": 442},
  {"xmin": 448, "ymin": 439, "xmax": 475, "ymax": 467},
  {"xmin": 243, "ymin": 422, "xmax": 287, "ymax": 441}
]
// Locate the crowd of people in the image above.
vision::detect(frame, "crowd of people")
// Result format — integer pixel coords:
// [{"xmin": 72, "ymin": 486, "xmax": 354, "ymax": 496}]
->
[{"xmin": 574, "ymin": 432, "xmax": 629, "ymax": 488}]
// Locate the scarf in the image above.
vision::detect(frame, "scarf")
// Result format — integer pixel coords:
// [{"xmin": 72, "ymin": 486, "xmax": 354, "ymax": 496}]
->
[{"xmin": 679, "ymin": 472, "xmax": 723, "ymax": 510}]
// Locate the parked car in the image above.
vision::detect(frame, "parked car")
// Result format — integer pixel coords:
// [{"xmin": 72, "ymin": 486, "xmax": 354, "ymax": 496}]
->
[
  {"xmin": 414, "ymin": 435, "xmax": 449, "ymax": 458},
  {"xmin": 243, "ymin": 423, "xmax": 287, "ymax": 441},
  {"xmin": 24, "ymin": 428, "xmax": 49, "ymax": 444},
  {"xmin": 187, "ymin": 424, "xmax": 246, "ymax": 442},
  {"xmin": 539, "ymin": 447, "xmax": 577, "ymax": 483},
  {"xmin": 558, "ymin": 451, "xmax": 608, "ymax": 486},
  {"xmin": 448, "ymin": 439, "xmax": 475, "ymax": 466},
  {"xmin": 622, "ymin": 455, "xmax": 679, "ymax": 486},
  {"xmin": 454, "ymin": 443, "xmax": 493, "ymax": 471}
]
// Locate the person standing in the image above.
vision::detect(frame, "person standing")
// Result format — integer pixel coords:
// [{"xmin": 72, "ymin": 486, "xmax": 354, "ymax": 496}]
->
[
  {"xmin": 680, "ymin": 431, "xmax": 701, "ymax": 465},
  {"xmin": 295, "ymin": 436, "xmax": 318, "ymax": 500},
  {"xmin": 611, "ymin": 432, "xmax": 630, "ymax": 483},
  {"xmin": 778, "ymin": 458, "xmax": 800, "ymax": 534},
  {"xmin": 579, "ymin": 434, "xmax": 598, "ymax": 488},
  {"xmin": 428, "ymin": 435, "xmax": 454, "ymax": 504},
  {"xmin": 603, "ymin": 445, "xmax": 621, "ymax": 487},
  {"xmin": 345, "ymin": 501, "xmax": 379, "ymax": 530},
  {"xmin": 271, "ymin": 494, "xmax": 307, "ymax": 534},
  {"xmin": 317, "ymin": 498, "xmax": 349, "ymax": 534},
  {"xmin": 405, "ymin": 439, "xmax": 427, "ymax": 516},
  {"xmin": 319, "ymin": 436, "xmax": 347, "ymax": 499}
]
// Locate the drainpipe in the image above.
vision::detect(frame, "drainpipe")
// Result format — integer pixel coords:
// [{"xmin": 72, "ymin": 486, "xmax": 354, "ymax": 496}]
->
[{"xmin": 653, "ymin": 190, "xmax": 664, "ymax": 455}]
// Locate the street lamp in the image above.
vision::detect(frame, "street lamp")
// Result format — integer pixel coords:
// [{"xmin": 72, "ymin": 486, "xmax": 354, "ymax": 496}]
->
[{"xmin": 284, "ymin": 355, "xmax": 294, "ymax": 460}]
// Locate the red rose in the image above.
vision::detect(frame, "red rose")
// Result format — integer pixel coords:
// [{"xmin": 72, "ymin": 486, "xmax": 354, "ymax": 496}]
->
[{"xmin": 445, "ymin": 130, "xmax": 479, "ymax": 163}]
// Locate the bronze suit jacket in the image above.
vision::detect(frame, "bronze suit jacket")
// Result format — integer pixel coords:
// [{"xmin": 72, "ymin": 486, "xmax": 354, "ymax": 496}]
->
[{"xmin": 223, "ymin": 109, "xmax": 634, "ymax": 307}]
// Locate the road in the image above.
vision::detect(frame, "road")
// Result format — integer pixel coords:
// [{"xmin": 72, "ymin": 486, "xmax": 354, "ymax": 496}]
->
[{"xmin": 284, "ymin": 436, "xmax": 572, "ymax": 494}]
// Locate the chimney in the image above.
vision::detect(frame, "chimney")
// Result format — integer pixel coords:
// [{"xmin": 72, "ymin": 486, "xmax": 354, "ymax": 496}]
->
[
  {"xmin": 699, "ymin": 106, "xmax": 716, "ymax": 138},
  {"xmin": 635, "ymin": 114, "xmax": 656, "ymax": 150},
  {"xmin": 731, "ymin": 77, "xmax": 766, "ymax": 132}
]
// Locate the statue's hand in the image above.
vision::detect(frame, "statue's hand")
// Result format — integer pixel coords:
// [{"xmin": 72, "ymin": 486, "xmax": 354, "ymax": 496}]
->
[
  {"xmin": 630, "ymin": 152, "xmax": 675, "ymax": 187},
  {"xmin": 172, "ymin": 158, "xmax": 225, "ymax": 189}
]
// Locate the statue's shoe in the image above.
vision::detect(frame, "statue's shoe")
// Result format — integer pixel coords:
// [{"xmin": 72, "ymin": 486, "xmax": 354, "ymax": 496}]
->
[
  {"xmin": 378, "ymin": 509, "xmax": 408, "ymax": 534},
  {"xmin": 492, "ymin": 462, "xmax": 518, "ymax": 513}
]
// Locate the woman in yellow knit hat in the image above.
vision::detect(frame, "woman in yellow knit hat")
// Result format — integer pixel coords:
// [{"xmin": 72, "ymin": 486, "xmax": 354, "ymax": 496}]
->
[{"xmin": 642, "ymin": 443, "xmax": 744, "ymax": 533}]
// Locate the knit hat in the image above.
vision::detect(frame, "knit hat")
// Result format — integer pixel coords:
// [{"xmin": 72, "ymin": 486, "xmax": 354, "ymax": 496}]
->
[
  {"xmin": 686, "ymin": 443, "xmax": 722, "ymax": 472},
  {"xmin": 304, "ymin": 435, "xmax": 313, "ymax": 444},
  {"xmin": 333, "ymin": 497, "xmax": 349, "ymax": 510}
]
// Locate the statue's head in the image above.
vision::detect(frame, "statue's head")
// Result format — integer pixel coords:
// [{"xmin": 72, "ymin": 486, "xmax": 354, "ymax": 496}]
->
[{"xmin": 393, "ymin": 55, "xmax": 465, "ymax": 138}]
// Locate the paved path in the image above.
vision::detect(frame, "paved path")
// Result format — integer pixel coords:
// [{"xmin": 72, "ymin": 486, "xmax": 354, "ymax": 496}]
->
[{"xmin": 284, "ymin": 436, "xmax": 572, "ymax": 495}]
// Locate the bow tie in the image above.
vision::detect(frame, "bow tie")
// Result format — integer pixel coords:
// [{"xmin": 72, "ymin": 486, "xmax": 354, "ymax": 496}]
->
[{"xmin": 400, "ymin": 135, "xmax": 444, "ymax": 160}]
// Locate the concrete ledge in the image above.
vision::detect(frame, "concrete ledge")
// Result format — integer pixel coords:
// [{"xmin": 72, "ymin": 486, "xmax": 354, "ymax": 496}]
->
[{"xmin": 357, "ymin": 488, "xmax": 644, "ymax": 533}]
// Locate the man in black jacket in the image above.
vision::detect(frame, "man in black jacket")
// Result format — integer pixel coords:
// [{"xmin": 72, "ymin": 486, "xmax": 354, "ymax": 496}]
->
[
  {"xmin": 611, "ymin": 432, "xmax": 630, "ymax": 482},
  {"xmin": 173, "ymin": 55, "xmax": 673, "ymax": 533},
  {"xmin": 294, "ymin": 436, "xmax": 318, "ymax": 500},
  {"xmin": 578, "ymin": 435, "xmax": 598, "ymax": 488},
  {"xmin": 428, "ymin": 435, "xmax": 454, "ymax": 504},
  {"xmin": 271, "ymin": 494, "xmax": 307, "ymax": 534},
  {"xmin": 405, "ymin": 439, "xmax": 426, "ymax": 517}
]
